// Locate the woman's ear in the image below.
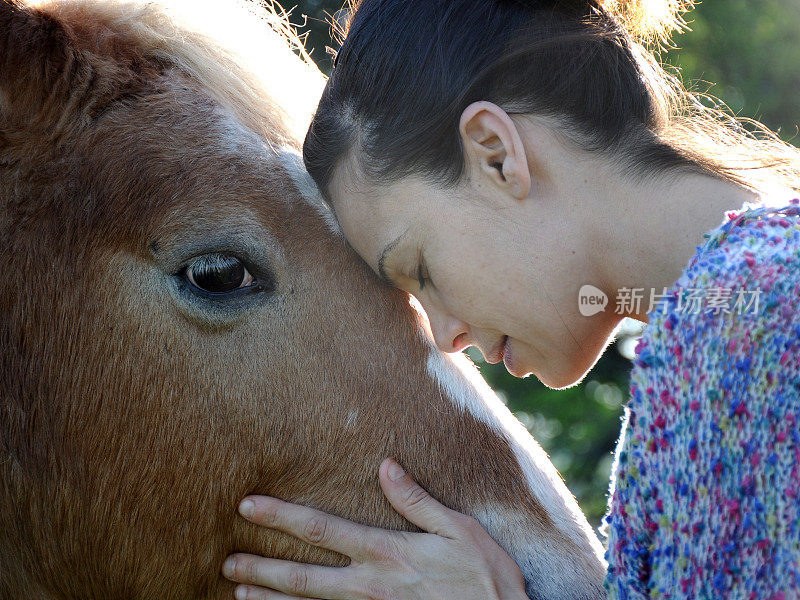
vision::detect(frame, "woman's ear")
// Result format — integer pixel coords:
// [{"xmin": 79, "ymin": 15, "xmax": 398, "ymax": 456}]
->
[{"xmin": 459, "ymin": 101, "xmax": 531, "ymax": 200}]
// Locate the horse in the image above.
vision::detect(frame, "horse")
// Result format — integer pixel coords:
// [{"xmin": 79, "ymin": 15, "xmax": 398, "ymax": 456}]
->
[{"xmin": 0, "ymin": 0, "xmax": 607, "ymax": 598}]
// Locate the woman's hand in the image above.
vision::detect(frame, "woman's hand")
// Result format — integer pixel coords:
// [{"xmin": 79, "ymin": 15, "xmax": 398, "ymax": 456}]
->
[{"xmin": 222, "ymin": 458, "xmax": 528, "ymax": 600}]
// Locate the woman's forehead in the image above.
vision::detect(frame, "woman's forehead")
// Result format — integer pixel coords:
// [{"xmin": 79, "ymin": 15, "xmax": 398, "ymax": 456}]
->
[{"xmin": 330, "ymin": 175, "xmax": 426, "ymax": 268}]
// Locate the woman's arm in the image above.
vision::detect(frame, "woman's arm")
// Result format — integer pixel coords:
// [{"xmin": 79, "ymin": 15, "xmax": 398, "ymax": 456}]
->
[{"xmin": 222, "ymin": 458, "xmax": 529, "ymax": 600}]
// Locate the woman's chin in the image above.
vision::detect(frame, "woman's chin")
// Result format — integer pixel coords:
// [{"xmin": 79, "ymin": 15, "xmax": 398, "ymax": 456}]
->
[
  {"xmin": 509, "ymin": 349, "xmax": 592, "ymax": 389},
  {"xmin": 537, "ymin": 370, "xmax": 584, "ymax": 390},
  {"xmin": 539, "ymin": 351, "xmax": 604, "ymax": 389},
  {"xmin": 501, "ymin": 335, "xmax": 598, "ymax": 387}
]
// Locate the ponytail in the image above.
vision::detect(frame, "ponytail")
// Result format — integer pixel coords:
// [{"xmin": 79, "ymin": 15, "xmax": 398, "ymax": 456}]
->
[{"xmin": 304, "ymin": 0, "xmax": 800, "ymax": 201}]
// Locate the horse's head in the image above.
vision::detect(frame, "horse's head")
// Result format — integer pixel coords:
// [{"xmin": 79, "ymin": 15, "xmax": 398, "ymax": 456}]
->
[{"xmin": 0, "ymin": 1, "xmax": 606, "ymax": 598}]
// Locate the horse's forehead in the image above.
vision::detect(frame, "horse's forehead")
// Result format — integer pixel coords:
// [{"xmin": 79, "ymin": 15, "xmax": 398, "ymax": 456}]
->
[
  {"xmin": 121, "ymin": 99, "xmax": 340, "ymax": 248},
  {"xmin": 275, "ymin": 147, "xmax": 342, "ymax": 236},
  {"xmin": 182, "ymin": 109, "xmax": 340, "ymax": 237}
]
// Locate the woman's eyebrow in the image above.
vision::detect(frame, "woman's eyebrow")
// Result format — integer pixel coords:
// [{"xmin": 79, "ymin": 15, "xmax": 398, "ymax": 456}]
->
[{"xmin": 377, "ymin": 227, "xmax": 410, "ymax": 285}]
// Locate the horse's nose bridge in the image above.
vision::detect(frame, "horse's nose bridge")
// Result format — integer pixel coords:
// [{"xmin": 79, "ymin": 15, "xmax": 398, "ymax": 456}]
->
[
  {"xmin": 470, "ymin": 504, "xmax": 607, "ymax": 600},
  {"xmin": 423, "ymin": 345, "xmax": 608, "ymax": 599}
]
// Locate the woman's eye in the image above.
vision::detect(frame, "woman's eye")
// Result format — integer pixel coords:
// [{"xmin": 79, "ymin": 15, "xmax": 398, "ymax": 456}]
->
[
  {"xmin": 416, "ymin": 262, "xmax": 429, "ymax": 290},
  {"xmin": 183, "ymin": 253, "xmax": 256, "ymax": 294}
]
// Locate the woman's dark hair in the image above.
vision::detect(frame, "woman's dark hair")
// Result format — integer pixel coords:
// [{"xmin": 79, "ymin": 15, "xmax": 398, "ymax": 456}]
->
[{"xmin": 303, "ymin": 0, "xmax": 800, "ymax": 200}]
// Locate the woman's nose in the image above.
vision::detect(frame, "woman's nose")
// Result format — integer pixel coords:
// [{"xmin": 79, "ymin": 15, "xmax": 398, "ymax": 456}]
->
[{"xmin": 425, "ymin": 306, "xmax": 471, "ymax": 354}]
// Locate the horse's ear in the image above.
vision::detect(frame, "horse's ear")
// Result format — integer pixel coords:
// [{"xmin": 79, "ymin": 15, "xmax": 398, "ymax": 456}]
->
[{"xmin": 0, "ymin": 0, "xmax": 75, "ymax": 123}]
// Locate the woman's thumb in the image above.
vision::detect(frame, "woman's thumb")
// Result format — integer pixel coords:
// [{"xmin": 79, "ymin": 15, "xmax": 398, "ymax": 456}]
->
[{"xmin": 378, "ymin": 458, "xmax": 459, "ymax": 537}]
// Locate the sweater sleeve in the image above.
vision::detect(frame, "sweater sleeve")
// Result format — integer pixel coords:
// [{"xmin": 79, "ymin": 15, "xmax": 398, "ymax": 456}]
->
[{"xmin": 602, "ymin": 206, "xmax": 800, "ymax": 600}]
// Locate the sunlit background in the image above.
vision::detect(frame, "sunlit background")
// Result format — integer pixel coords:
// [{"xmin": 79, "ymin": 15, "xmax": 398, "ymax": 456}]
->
[{"xmin": 282, "ymin": 0, "xmax": 800, "ymax": 530}]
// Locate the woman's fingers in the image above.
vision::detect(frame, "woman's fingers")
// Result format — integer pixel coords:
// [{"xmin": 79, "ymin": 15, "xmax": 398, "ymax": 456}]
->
[
  {"xmin": 377, "ymin": 458, "xmax": 468, "ymax": 538},
  {"xmin": 232, "ymin": 584, "xmax": 302, "ymax": 600},
  {"xmin": 223, "ymin": 554, "xmax": 359, "ymax": 600},
  {"xmin": 237, "ymin": 495, "xmax": 383, "ymax": 561},
  {"xmin": 226, "ymin": 464, "xmax": 529, "ymax": 600}
]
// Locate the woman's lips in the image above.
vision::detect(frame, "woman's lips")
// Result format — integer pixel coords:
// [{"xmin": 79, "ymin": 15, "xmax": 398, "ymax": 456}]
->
[
  {"xmin": 486, "ymin": 335, "xmax": 509, "ymax": 364},
  {"xmin": 502, "ymin": 336, "xmax": 514, "ymax": 372}
]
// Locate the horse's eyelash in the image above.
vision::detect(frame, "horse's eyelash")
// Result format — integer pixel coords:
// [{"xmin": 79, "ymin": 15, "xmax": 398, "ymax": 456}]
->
[{"xmin": 416, "ymin": 262, "xmax": 426, "ymax": 290}]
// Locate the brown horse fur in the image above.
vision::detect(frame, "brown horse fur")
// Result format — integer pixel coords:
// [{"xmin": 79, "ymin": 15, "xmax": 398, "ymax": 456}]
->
[{"xmin": 0, "ymin": 0, "xmax": 607, "ymax": 598}]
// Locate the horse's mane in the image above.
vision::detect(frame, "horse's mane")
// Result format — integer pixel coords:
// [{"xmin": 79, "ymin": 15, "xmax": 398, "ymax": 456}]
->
[{"xmin": 31, "ymin": 0, "xmax": 326, "ymax": 146}]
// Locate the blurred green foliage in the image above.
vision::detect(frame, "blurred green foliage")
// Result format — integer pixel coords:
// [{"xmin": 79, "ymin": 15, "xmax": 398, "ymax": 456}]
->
[
  {"xmin": 281, "ymin": 0, "xmax": 800, "ymax": 530},
  {"xmin": 665, "ymin": 0, "xmax": 800, "ymax": 142}
]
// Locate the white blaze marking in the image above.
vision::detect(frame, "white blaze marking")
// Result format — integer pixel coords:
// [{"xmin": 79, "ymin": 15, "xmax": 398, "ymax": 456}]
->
[
  {"xmin": 277, "ymin": 147, "xmax": 342, "ymax": 236},
  {"xmin": 425, "ymin": 345, "xmax": 607, "ymax": 598}
]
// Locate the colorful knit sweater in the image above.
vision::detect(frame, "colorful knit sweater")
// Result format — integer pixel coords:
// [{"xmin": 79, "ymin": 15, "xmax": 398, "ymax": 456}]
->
[{"xmin": 602, "ymin": 197, "xmax": 800, "ymax": 599}]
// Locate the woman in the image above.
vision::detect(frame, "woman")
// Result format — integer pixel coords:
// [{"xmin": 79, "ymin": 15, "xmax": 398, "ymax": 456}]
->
[{"xmin": 222, "ymin": 0, "xmax": 800, "ymax": 597}]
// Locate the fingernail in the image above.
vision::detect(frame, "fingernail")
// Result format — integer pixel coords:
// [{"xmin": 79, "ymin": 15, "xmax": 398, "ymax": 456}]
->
[
  {"xmin": 235, "ymin": 585, "xmax": 248, "ymax": 600},
  {"xmin": 387, "ymin": 460, "xmax": 406, "ymax": 481},
  {"xmin": 222, "ymin": 556, "xmax": 236, "ymax": 578},
  {"xmin": 238, "ymin": 499, "xmax": 255, "ymax": 519}
]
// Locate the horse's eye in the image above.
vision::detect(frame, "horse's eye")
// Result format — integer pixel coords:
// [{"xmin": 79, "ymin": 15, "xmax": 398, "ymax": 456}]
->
[{"xmin": 183, "ymin": 253, "xmax": 256, "ymax": 294}]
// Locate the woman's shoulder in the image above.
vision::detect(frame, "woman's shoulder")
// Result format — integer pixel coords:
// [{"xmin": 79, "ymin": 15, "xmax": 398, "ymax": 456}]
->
[
  {"xmin": 628, "ymin": 192, "xmax": 800, "ymax": 387},
  {"xmin": 677, "ymin": 195, "xmax": 800, "ymax": 290},
  {"xmin": 606, "ymin": 195, "xmax": 800, "ymax": 599},
  {"xmin": 644, "ymin": 194, "xmax": 800, "ymax": 331}
]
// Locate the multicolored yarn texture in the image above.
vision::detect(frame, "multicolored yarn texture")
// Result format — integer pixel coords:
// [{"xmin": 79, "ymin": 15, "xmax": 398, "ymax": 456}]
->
[{"xmin": 602, "ymin": 197, "xmax": 800, "ymax": 599}]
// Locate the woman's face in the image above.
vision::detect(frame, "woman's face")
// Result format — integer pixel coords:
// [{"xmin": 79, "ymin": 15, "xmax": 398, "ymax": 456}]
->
[{"xmin": 328, "ymin": 158, "xmax": 624, "ymax": 390}]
